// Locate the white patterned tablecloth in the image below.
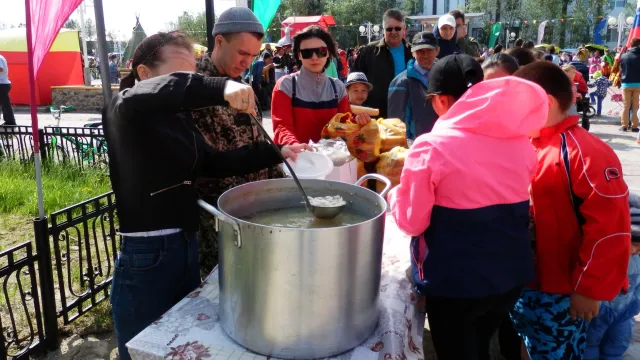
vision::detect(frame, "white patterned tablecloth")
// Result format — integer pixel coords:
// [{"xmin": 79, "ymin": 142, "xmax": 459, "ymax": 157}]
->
[{"xmin": 127, "ymin": 215, "xmax": 425, "ymax": 360}]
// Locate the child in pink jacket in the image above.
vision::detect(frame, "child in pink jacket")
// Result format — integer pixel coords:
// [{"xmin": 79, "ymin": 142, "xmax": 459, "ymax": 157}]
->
[{"xmin": 388, "ymin": 54, "xmax": 549, "ymax": 360}]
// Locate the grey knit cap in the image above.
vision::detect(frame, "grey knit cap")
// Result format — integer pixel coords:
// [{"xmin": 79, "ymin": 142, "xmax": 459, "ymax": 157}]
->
[{"xmin": 212, "ymin": 7, "xmax": 264, "ymax": 36}]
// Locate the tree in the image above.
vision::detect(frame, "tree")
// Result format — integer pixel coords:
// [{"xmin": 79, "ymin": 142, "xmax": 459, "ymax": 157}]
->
[
  {"xmin": 85, "ymin": 18, "xmax": 96, "ymax": 41},
  {"xmin": 467, "ymin": 0, "xmax": 606, "ymax": 47},
  {"xmin": 64, "ymin": 19, "xmax": 80, "ymax": 30},
  {"xmin": 169, "ymin": 11, "xmax": 208, "ymax": 46},
  {"xmin": 402, "ymin": 0, "xmax": 424, "ymax": 15}
]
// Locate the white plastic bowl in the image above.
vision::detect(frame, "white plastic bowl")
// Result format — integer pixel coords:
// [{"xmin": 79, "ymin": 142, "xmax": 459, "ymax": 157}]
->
[{"xmin": 283, "ymin": 151, "xmax": 334, "ymax": 180}]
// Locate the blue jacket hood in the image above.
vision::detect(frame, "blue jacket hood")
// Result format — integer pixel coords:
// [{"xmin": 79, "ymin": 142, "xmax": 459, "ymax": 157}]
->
[{"xmin": 433, "ymin": 26, "xmax": 460, "ymax": 59}]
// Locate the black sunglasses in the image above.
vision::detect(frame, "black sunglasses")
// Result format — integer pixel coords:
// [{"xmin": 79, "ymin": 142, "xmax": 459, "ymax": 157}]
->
[
  {"xmin": 385, "ymin": 26, "xmax": 403, "ymax": 32},
  {"xmin": 300, "ymin": 47, "xmax": 329, "ymax": 59}
]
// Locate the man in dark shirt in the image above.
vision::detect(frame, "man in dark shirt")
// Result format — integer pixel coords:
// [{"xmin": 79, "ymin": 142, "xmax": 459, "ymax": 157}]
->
[{"xmin": 351, "ymin": 8, "xmax": 412, "ymax": 117}]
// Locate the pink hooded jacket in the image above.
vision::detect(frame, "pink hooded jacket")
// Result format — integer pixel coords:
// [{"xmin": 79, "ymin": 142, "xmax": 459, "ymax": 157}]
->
[{"xmin": 388, "ymin": 77, "xmax": 549, "ymax": 297}]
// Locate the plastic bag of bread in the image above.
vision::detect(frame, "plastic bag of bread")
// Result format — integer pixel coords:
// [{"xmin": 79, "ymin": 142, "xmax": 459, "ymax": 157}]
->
[
  {"xmin": 321, "ymin": 113, "xmax": 381, "ymax": 163},
  {"xmin": 375, "ymin": 146, "xmax": 407, "ymax": 193},
  {"xmin": 357, "ymin": 159, "xmax": 368, "ymax": 180},
  {"xmin": 378, "ymin": 118, "xmax": 407, "ymax": 152}
]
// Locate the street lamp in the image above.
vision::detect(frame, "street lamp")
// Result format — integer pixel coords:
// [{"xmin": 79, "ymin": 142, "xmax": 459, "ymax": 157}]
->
[
  {"xmin": 359, "ymin": 23, "xmax": 380, "ymax": 44},
  {"xmin": 608, "ymin": 13, "xmax": 634, "ymax": 48}
]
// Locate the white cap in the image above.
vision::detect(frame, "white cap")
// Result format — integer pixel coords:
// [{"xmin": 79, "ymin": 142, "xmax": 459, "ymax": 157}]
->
[{"xmin": 438, "ymin": 14, "xmax": 456, "ymax": 29}]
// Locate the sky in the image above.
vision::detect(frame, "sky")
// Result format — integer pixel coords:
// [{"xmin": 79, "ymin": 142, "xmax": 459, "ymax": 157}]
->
[{"xmin": 0, "ymin": 0, "xmax": 237, "ymax": 39}]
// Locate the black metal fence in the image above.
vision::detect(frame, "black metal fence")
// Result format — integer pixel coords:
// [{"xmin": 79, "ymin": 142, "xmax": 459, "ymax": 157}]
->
[
  {"xmin": 0, "ymin": 125, "xmax": 108, "ymax": 169},
  {"xmin": 0, "ymin": 192, "xmax": 119, "ymax": 360},
  {"xmin": 0, "ymin": 242, "xmax": 45, "ymax": 360}
]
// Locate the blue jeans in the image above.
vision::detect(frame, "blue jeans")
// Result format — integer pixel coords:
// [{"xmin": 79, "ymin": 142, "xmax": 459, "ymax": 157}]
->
[
  {"xmin": 585, "ymin": 255, "xmax": 640, "ymax": 360},
  {"xmin": 110, "ymin": 232, "xmax": 200, "ymax": 360},
  {"xmin": 590, "ymin": 93, "xmax": 604, "ymax": 115}
]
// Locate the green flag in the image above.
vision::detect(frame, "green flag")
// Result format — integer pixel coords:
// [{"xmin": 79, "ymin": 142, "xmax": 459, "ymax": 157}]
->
[
  {"xmin": 488, "ymin": 23, "xmax": 502, "ymax": 48},
  {"xmin": 252, "ymin": 0, "xmax": 281, "ymax": 32}
]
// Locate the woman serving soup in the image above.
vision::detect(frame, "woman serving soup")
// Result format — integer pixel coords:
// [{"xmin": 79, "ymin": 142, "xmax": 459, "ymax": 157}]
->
[{"xmin": 271, "ymin": 26, "xmax": 370, "ymax": 145}]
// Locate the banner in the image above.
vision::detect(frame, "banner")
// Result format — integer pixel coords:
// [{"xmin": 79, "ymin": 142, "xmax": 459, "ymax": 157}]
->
[
  {"xmin": 488, "ymin": 23, "xmax": 501, "ymax": 48},
  {"xmin": 594, "ymin": 18, "xmax": 607, "ymax": 45},
  {"xmin": 626, "ymin": 2, "xmax": 640, "ymax": 48},
  {"xmin": 537, "ymin": 20, "xmax": 548, "ymax": 45},
  {"xmin": 27, "ymin": 0, "xmax": 83, "ymax": 76},
  {"xmin": 252, "ymin": 0, "xmax": 281, "ymax": 32}
]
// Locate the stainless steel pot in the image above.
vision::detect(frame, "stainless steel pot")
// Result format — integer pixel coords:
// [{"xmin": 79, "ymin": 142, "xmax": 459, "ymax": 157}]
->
[{"xmin": 198, "ymin": 174, "xmax": 391, "ymax": 359}]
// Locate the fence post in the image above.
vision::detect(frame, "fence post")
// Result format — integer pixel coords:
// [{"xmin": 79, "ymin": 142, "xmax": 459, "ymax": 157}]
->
[
  {"xmin": 0, "ymin": 330, "xmax": 7, "ymax": 360},
  {"xmin": 38, "ymin": 128, "xmax": 47, "ymax": 163},
  {"xmin": 33, "ymin": 217, "xmax": 58, "ymax": 350}
]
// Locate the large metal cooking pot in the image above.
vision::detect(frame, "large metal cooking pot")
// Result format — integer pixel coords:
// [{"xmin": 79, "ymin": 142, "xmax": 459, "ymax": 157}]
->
[{"xmin": 198, "ymin": 174, "xmax": 391, "ymax": 359}]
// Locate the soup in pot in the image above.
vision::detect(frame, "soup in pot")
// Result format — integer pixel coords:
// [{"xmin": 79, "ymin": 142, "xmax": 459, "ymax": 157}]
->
[{"xmin": 241, "ymin": 207, "xmax": 369, "ymax": 229}]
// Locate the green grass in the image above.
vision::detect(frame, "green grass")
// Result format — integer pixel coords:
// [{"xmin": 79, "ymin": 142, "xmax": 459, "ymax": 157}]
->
[
  {"xmin": 0, "ymin": 160, "xmax": 111, "ymax": 217},
  {"xmin": 0, "ymin": 160, "xmax": 115, "ymax": 346}
]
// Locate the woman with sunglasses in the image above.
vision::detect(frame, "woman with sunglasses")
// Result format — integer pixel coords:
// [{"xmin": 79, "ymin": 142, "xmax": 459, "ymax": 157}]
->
[{"xmin": 271, "ymin": 26, "xmax": 369, "ymax": 145}]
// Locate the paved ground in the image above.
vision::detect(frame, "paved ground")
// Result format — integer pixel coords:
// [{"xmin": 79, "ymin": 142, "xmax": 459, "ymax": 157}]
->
[{"xmin": 10, "ymin": 99, "xmax": 640, "ymax": 359}]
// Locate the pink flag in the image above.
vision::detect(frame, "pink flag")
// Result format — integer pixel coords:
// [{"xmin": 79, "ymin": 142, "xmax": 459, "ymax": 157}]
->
[
  {"xmin": 24, "ymin": 0, "xmax": 83, "ymax": 220},
  {"xmin": 27, "ymin": 0, "xmax": 84, "ymax": 76}
]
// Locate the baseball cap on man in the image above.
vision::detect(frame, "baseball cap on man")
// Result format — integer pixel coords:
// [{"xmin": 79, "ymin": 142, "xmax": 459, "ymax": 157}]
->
[
  {"xmin": 427, "ymin": 54, "xmax": 484, "ymax": 99},
  {"xmin": 411, "ymin": 32, "xmax": 439, "ymax": 52},
  {"xmin": 213, "ymin": 7, "xmax": 264, "ymax": 36},
  {"xmin": 438, "ymin": 14, "xmax": 456, "ymax": 29}
]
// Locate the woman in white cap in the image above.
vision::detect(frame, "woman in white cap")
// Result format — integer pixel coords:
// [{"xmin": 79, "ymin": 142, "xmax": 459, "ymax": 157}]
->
[
  {"xmin": 433, "ymin": 14, "xmax": 460, "ymax": 58},
  {"xmin": 345, "ymin": 72, "xmax": 373, "ymax": 106}
]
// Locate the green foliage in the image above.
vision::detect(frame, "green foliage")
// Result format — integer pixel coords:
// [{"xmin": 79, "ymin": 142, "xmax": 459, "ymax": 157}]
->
[
  {"xmin": 0, "ymin": 161, "xmax": 111, "ymax": 216},
  {"xmin": 84, "ymin": 18, "xmax": 96, "ymax": 41},
  {"xmin": 169, "ymin": 11, "xmax": 208, "ymax": 46},
  {"xmin": 402, "ymin": 0, "xmax": 424, "ymax": 15},
  {"xmin": 64, "ymin": 19, "xmax": 80, "ymax": 30},
  {"xmin": 266, "ymin": 0, "xmax": 403, "ymax": 48},
  {"xmin": 467, "ymin": 0, "xmax": 608, "ymax": 47}
]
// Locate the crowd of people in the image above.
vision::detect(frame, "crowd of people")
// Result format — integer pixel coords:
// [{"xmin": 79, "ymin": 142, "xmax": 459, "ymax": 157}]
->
[
  {"xmin": 0, "ymin": 4, "xmax": 634, "ymax": 360},
  {"xmin": 236, "ymin": 7, "xmax": 640, "ymax": 360}
]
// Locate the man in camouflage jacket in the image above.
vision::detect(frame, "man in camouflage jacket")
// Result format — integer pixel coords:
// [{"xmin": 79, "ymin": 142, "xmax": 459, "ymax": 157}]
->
[{"xmin": 193, "ymin": 25, "xmax": 284, "ymax": 277}]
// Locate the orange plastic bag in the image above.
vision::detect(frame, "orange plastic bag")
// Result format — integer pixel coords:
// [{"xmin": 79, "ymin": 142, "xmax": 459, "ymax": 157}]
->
[
  {"xmin": 378, "ymin": 118, "xmax": 407, "ymax": 152},
  {"xmin": 375, "ymin": 146, "xmax": 406, "ymax": 193},
  {"xmin": 321, "ymin": 113, "xmax": 381, "ymax": 163}
]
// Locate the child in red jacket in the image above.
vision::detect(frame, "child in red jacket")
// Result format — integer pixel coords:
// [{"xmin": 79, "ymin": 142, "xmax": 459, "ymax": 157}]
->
[{"xmin": 512, "ymin": 62, "xmax": 631, "ymax": 359}]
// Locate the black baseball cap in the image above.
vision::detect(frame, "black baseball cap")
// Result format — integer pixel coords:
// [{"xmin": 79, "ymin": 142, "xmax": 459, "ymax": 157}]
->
[
  {"xmin": 411, "ymin": 32, "xmax": 439, "ymax": 52},
  {"xmin": 427, "ymin": 54, "xmax": 484, "ymax": 99}
]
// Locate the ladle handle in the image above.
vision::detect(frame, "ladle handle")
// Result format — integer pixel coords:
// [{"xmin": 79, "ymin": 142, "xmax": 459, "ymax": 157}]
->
[{"xmin": 248, "ymin": 114, "xmax": 313, "ymax": 211}]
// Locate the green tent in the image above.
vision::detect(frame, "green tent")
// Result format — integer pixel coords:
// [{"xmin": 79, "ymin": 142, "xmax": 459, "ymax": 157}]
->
[{"xmin": 123, "ymin": 16, "xmax": 147, "ymax": 63}]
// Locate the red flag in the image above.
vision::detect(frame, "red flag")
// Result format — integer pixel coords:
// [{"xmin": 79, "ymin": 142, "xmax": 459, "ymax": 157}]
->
[{"xmin": 626, "ymin": 5, "xmax": 640, "ymax": 49}]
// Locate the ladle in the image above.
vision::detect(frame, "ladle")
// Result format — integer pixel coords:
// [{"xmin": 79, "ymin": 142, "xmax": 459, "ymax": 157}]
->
[{"xmin": 248, "ymin": 113, "xmax": 346, "ymax": 219}]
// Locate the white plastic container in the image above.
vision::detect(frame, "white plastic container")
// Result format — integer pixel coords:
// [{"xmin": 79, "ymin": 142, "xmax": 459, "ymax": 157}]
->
[{"xmin": 283, "ymin": 151, "xmax": 334, "ymax": 180}]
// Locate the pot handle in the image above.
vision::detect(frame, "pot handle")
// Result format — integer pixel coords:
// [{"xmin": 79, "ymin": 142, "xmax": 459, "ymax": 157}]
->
[
  {"xmin": 355, "ymin": 174, "xmax": 393, "ymax": 197},
  {"xmin": 198, "ymin": 200, "xmax": 242, "ymax": 248}
]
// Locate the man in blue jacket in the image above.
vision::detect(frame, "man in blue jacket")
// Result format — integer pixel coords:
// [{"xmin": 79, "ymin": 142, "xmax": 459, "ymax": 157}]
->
[{"xmin": 388, "ymin": 32, "xmax": 440, "ymax": 140}]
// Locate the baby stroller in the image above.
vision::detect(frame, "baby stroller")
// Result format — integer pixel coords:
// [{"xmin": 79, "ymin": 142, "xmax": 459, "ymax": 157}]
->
[{"xmin": 607, "ymin": 87, "xmax": 624, "ymax": 117}]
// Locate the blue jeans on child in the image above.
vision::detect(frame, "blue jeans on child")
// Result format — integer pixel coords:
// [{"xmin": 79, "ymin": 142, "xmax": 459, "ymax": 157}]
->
[
  {"xmin": 511, "ymin": 287, "xmax": 588, "ymax": 359},
  {"xmin": 585, "ymin": 254, "xmax": 640, "ymax": 360},
  {"xmin": 110, "ymin": 231, "xmax": 201, "ymax": 360},
  {"xmin": 590, "ymin": 93, "xmax": 604, "ymax": 115}
]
